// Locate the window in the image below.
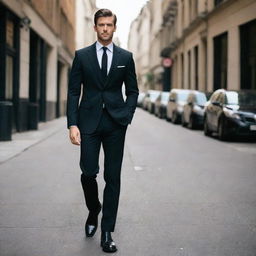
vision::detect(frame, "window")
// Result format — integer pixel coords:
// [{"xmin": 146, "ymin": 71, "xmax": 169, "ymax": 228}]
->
[
  {"xmin": 0, "ymin": 6, "xmax": 20, "ymax": 132},
  {"xmin": 215, "ymin": 0, "xmax": 224, "ymax": 6},
  {"xmin": 5, "ymin": 55, "xmax": 13, "ymax": 100},
  {"xmin": 181, "ymin": 53, "xmax": 184, "ymax": 88},
  {"xmin": 196, "ymin": 93, "xmax": 207, "ymax": 105},
  {"xmin": 188, "ymin": 50, "xmax": 191, "ymax": 89},
  {"xmin": 194, "ymin": 46, "xmax": 199, "ymax": 90},
  {"xmin": 213, "ymin": 32, "xmax": 228, "ymax": 90},
  {"xmin": 240, "ymin": 19, "xmax": 256, "ymax": 90},
  {"xmin": 187, "ymin": 94, "xmax": 193, "ymax": 103}
]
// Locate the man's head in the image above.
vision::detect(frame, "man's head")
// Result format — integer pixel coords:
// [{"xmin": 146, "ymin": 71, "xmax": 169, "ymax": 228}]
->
[
  {"xmin": 94, "ymin": 9, "xmax": 117, "ymax": 45},
  {"xmin": 94, "ymin": 9, "xmax": 117, "ymax": 26}
]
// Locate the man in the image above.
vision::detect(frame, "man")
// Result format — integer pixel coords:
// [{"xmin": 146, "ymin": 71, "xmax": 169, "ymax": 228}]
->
[{"xmin": 67, "ymin": 9, "xmax": 138, "ymax": 253}]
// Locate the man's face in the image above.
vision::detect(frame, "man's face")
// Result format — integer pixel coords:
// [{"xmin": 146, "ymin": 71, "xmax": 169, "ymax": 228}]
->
[{"xmin": 94, "ymin": 16, "xmax": 116, "ymax": 44}]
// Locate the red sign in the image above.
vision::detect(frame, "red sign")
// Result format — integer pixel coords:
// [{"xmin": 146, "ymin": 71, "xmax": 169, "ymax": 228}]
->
[{"xmin": 162, "ymin": 58, "xmax": 172, "ymax": 67}]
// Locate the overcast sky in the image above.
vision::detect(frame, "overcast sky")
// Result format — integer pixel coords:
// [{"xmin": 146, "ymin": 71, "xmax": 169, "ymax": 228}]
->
[{"xmin": 96, "ymin": 0, "xmax": 149, "ymax": 48}]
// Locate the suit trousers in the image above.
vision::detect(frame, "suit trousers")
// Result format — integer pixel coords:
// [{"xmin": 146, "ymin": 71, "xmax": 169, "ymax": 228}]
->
[{"xmin": 80, "ymin": 108, "xmax": 127, "ymax": 232}]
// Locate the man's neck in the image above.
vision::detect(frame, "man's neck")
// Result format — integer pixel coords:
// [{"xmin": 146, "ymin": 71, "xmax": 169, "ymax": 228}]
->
[{"xmin": 97, "ymin": 39, "xmax": 112, "ymax": 46}]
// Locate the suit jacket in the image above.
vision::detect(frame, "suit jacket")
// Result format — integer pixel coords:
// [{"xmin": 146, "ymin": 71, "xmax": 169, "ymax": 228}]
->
[{"xmin": 67, "ymin": 42, "xmax": 139, "ymax": 134}]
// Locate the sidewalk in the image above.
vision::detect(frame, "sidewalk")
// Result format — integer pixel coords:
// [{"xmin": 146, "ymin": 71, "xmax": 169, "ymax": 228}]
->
[{"xmin": 0, "ymin": 117, "xmax": 66, "ymax": 164}]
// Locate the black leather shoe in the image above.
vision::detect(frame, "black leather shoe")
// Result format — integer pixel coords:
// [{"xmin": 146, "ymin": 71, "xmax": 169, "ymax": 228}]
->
[
  {"xmin": 101, "ymin": 231, "xmax": 117, "ymax": 253},
  {"xmin": 85, "ymin": 203, "xmax": 101, "ymax": 237}
]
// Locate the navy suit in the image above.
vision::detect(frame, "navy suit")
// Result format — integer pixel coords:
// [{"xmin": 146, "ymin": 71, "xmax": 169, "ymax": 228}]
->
[
  {"xmin": 67, "ymin": 42, "xmax": 138, "ymax": 133},
  {"xmin": 67, "ymin": 42, "xmax": 138, "ymax": 232}
]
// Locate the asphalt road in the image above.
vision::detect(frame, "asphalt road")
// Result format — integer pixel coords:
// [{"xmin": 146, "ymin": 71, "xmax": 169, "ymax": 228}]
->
[{"xmin": 0, "ymin": 108, "xmax": 256, "ymax": 256}]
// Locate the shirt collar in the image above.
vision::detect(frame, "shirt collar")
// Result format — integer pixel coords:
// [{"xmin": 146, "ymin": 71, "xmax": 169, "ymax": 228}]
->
[{"xmin": 96, "ymin": 41, "xmax": 114, "ymax": 52}]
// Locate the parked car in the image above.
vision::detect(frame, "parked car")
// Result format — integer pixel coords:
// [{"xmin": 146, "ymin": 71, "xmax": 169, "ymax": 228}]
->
[
  {"xmin": 142, "ymin": 91, "xmax": 150, "ymax": 110},
  {"xmin": 182, "ymin": 91, "xmax": 207, "ymax": 129},
  {"xmin": 154, "ymin": 91, "xmax": 170, "ymax": 118},
  {"xmin": 143, "ymin": 90, "xmax": 161, "ymax": 113},
  {"xmin": 137, "ymin": 92, "xmax": 146, "ymax": 107},
  {"xmin": 166, "ymin": 89, "xmax": 192, "ymax": 124},
  {"xmin": 204, "ymin": 89, "xmax": 256, "ymax": 140}
]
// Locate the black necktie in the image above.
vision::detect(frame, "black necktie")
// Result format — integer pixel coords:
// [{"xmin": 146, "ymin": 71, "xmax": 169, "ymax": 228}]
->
[{"xmin": 101, "ymin": 47, "xmax": 108, "ymax": 81}]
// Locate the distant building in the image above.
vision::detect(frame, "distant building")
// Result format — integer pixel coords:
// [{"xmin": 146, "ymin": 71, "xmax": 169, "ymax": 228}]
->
[
  {"xmin": 169, "ymin": 0, "xmax": 256, "ymax": 92},
  {"xmin": 148, "ymin": 0, "xmax": 164, "ymax": 91},
  {"xmin": 128, "ymin": 1, "xmax": 151, "ymax": 92},
  {"xmin": 129, "ymin": 0, "xmax": 256, "ymax": 93},
  {"xmin": 76, "ymin": 0, "xmax": 97, "ymax": 49}
]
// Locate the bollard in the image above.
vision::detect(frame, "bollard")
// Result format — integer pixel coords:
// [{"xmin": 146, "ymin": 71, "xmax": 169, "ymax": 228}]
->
[{"xmin": 0, "ymin": 101, "xmax": 13, "ymax": 141}]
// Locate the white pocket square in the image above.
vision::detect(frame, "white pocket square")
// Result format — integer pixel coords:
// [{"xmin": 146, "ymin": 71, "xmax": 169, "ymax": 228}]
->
[{"xmin": 117, "ymin": 65, "xmax": 125, "ymax": 68}]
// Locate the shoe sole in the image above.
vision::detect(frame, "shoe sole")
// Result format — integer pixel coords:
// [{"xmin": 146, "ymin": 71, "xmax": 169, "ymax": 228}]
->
[
  {"xmin": 100, "ymin": 242, "xmax": 117, "ymax": 253},
  {"xmin": 101, "ymin": 247, "xmax": 117, "ymax": 253}
]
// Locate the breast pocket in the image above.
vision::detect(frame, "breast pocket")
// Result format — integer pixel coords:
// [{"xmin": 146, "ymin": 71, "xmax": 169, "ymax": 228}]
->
[{"xmin": 116, "ymin": 64, "xmax": 127, "ymax": 72}]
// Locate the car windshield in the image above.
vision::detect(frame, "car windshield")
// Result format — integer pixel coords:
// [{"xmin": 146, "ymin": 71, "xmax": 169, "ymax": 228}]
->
[
  {"xmin": 177, "ymin": 91, "xmax": 189, "ymax": 102},
  {"xmin": 226, "ymin": 91, "xmax": 256, "ymax": 106},
  {"xmin": 161, "ymin": 92, "xmax": 169, "ymax": 101},
  {"xmin": 196, "ymin": 93, "xmax": 207, "ymax": 105},
  {"xmin": 150, "ymin": 91, "xmax": 160, "ymax": 100}
]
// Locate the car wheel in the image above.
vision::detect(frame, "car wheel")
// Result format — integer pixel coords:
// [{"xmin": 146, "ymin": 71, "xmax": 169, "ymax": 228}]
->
[
  {"xmin": 151, "ymin": 105, "xmax": 155, "ymax": 114},
  {"xmin": 166, "ymin": 112, "xmax": 171, "ymax": 122},
  {"xmin": 163, "ymin": 109, "xmax": 166, "ymax": 119},
  {"xmin": 159, "ymin": 108, "xmax": 163, "ymax": 119},
  {"xmin": 172, "ymin": 111, "xmax": 178, "ymax": 124},
  {"xmin": 204, "ymin": 116, "xmax": 211, "ymax": 136},
  {"xmin": 181, "ymin": 113, "xmax": 187, "ymax": 127},
  {"xmin": 188, "ymin": 115, "xmax": 195, "ymax": 130},
  {"xmin": 218, "ymin": 117, "xmax": 229, "ymax": 141}
]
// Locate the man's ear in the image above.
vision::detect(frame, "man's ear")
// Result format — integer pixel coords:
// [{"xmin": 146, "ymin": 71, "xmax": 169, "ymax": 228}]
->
[
  {"xmin": 94, "ymin": 25, "xmax": 97, "ymax": 32},
  {"xmin": 114, "ymin": 26, "xmax": 117, "ymax": 32}
]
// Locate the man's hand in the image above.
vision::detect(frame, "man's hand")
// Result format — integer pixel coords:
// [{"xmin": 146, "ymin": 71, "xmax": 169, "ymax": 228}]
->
[{"xmin": 69, "ymin": 126, "xmax": 81, "ymax": 145}]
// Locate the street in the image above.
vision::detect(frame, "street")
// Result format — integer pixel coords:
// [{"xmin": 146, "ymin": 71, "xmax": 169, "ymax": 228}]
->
[{"xmin": 1, "ymin": 108, "xmax": 256, "ymax": 256}]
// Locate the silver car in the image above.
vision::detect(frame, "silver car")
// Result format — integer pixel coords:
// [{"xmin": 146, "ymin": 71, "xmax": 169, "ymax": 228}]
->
[{"xmin": 166, "ymin": 89, "xmax": 192, "ymax": 124}]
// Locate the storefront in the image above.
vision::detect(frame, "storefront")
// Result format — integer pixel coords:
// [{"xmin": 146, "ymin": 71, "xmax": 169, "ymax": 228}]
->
[{"xmin": 0, "ymin": 4, "xmax": 20, "ymax": 134}]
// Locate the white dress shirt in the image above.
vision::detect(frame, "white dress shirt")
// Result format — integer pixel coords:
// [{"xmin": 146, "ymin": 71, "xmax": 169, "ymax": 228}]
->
[{"xmin": 96, "ymin": 41, "xmax": 113, "ymax": 74}]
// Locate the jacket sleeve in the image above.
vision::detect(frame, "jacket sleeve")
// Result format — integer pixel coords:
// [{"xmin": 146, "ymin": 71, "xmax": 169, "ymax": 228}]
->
[
  {"xmin": 66, "ymin": 51, "xmax": 82, "ymax": 128},
  {"xmin": 124, "ymin": 53, "xmax": 139, "ymax": 123}
]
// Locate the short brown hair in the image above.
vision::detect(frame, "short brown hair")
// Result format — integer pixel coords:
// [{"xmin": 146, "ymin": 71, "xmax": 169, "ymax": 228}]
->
[{"xmin": 94, "ymin": 9, "xmax": 117, "ymax": 26}]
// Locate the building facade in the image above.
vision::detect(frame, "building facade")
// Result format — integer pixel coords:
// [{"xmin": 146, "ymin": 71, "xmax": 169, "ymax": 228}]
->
[
  {"xmin": 128, "ymin": 1, "xmax": 151, "ymax": 92},
  {"xmin": 148, "ymin": 0, "xmax": 164, "ymax": 91},
  {"xmin": 170, "ymin": 0, "xmax": 256, "ymax": 92},
  {"xmin": 76, "ymin": 0, "xmax": 96, "ymax": 49},
  {"xmin": 129, "ymin": 0, "xmax": 256, "ymax": 93},
  {"xmin": 0, "ymin": 0, "xmax": 75, "ymax": 138}
]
